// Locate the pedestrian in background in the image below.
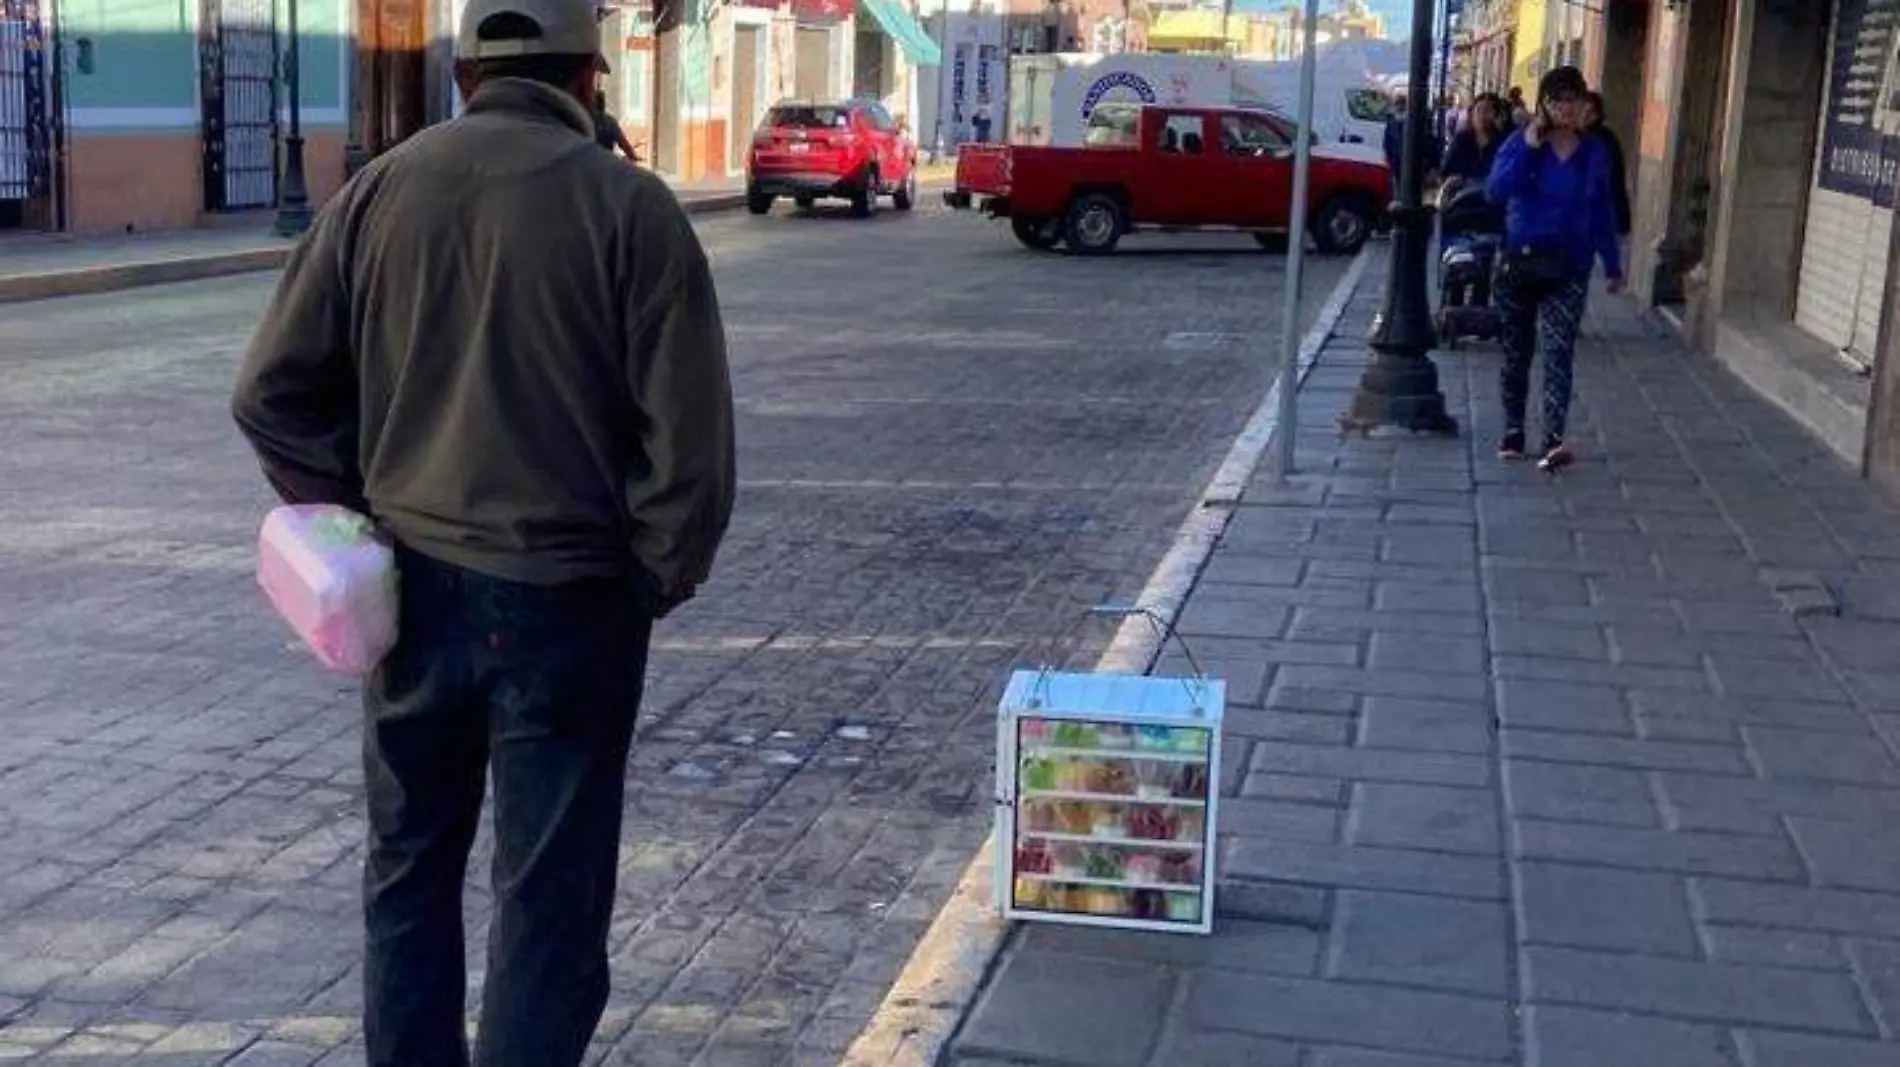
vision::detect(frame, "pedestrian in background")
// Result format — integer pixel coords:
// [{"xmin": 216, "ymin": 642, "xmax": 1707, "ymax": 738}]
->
[
  {"xmin": 1383, "ymin": 92, "xmax": 1443, "ymax": 199},
  {"xmin": 1442, "ymin": 91, "xmax": 1506, "ymax": 185},
  {"xmin": 1486, "ymin": 65, "xmax": 1623, "ymax": 472},
  {"xmin": 230, "ymin": 0, "xmax": 736, "ymax": 1063},
  {"xmin": 973, "ymin": 94, "xmax": 994, "ymax": 144},
  {"xmin": 1583, "ymin": 90, "xmax": 1632, "ymax": 238},
  {"xmin": 593, "ymin": 89, "xmax": 642, "ymax": 161},
  {"xmin": 1507, "ymin": 86, "xmax": 1531, "ymax": 128}
]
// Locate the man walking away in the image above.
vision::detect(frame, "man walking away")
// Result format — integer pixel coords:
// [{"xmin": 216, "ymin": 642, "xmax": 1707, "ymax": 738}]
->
[{"xmin": 230, "ymin": 1, "xmax": 736, "ymax": 1064}]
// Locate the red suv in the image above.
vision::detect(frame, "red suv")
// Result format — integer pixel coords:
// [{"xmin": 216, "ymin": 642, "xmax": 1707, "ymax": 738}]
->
[{"xmin": 746, "ymin": 99, "xmax": 919, "ymax": 218}]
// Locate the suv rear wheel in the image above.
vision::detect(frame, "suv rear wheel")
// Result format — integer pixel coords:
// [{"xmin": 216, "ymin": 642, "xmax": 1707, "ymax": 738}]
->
[
  {"xmin": 893, "ymin": 170, "xmax": 917, "ymax": 211},
  {"xmin": 746, "ymin": 188, "xmax": 773, "ymax": 215},
  {"xmin": 852, "ymin": 169, "xmax": 880, "ymax": 218},
  {"xmin": 1063, "ymin": 192, "xmax": 1125, "ymax": 256}
]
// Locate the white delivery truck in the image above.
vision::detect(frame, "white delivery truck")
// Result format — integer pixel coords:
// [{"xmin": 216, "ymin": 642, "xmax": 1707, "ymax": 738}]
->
[{"xmin": 1005, "ymin": 52, "xmax": 1396, "ymax": 152}]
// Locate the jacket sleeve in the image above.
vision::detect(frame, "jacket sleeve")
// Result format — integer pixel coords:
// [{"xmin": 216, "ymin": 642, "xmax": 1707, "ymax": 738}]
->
[
  {"xmin": 1590, "ymin": 142, "xmax": 1624, "ymax": 279},
  {"xmin": 230, "ymin": 192, "xmax": 366, "ymax": 512},
  {"xmin": 622, "ymin": 186, "xmax": 736, "ymax": 611},
  {"xmin": 1486, "ymin": 131, "xmax": 1537, "ymax": 205}
]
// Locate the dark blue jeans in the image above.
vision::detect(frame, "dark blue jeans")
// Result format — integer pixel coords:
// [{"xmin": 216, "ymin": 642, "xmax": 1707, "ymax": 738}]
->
[{"xmin": 361, "ymin": 548, "xmax": 652, "ymax": 1067}]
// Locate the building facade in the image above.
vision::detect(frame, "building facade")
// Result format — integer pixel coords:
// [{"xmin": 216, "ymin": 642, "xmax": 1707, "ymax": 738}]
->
[
  {"xmin": 0, "ymin": 0, "xmax": 938, "ymax": 234},
  {"xmin": 1611, "ymin": 0, "xmax": 1900, "ymax": 494},
  {"xmin": 0, "ymin": 0, "xmax": 353, "ymax": 234}
]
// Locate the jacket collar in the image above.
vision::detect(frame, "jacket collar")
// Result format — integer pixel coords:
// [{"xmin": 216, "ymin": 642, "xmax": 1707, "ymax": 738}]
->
[{"xmin": 465, "ymin": 78, "xmax": 595, "ymax": 140}]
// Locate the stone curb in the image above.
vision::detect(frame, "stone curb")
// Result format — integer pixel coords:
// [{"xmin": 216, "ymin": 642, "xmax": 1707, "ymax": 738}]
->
[
  {"xmin": 835, "ymin": 246, "xmax": 1378, "ymax": 1067},
  {"xmin": 0, "ymin": 191, "xmax": 753, "ymax": 304}
]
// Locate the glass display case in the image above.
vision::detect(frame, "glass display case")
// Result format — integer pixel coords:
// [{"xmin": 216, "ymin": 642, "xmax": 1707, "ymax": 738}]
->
[{"xmin": 995, "ymin": 670, "xmax": 1223, "ymax": 935}]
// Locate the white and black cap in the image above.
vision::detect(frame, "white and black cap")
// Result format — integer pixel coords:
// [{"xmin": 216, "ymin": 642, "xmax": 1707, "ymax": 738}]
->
[{"xmin": 456, "ymin": 0, "xmax": 613, "ymax": 71}]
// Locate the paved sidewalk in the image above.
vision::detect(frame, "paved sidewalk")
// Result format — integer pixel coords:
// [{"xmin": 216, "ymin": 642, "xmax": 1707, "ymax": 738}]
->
[
  {"xmin": 0, "ymin": 176, "xmax": 752, "ymax": 303},
  {"xmin": 949, "ymin": 268, "xmax": 1900, "ymax": 1066}
]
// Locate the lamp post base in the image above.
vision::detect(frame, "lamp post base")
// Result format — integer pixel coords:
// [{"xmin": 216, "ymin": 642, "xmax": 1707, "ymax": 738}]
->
[
  {"xmin": 1339, "ymin": 348, "xmax": 1459, "ymax": 437},
  {"xmin": 274, "ymin": 134, "xmax": 314, "ymax": 237}
]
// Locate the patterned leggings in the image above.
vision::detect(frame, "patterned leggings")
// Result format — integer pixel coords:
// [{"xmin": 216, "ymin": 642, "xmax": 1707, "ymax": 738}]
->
[{"xmin": 1495, "ymin": 272, "xmax": 1589, "ymax": 441}]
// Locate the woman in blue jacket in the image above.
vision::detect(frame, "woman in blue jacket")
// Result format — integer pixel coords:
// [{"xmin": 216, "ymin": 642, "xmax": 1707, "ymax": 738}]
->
[{"xmin": 1485, "ymin": 66, "xmax": 1624, "ymax": 471}]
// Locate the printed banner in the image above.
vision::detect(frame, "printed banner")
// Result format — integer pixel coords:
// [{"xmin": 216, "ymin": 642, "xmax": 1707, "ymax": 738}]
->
[{"xmin": 1819, "ymin": 0, "xmax": 1900, "ymax": 207}]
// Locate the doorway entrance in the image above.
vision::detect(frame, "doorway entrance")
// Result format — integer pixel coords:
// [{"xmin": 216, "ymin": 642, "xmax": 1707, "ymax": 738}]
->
[
  {"xmin": 0, "ymin": 0, "xmax": 60, "ymax": 230},
  {"xmin": 354, "ymin": 0, "xmax": 428, "ymax": 158},
  {"xmin": 730, "ymin": 22, "xmax": 766, "ymax": 171},
  {"xmin": 199, "ymin": 0, "xmax": 279, "ymax": 211}
]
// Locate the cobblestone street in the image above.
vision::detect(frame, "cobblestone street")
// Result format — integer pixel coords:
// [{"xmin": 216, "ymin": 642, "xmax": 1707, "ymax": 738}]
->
[{"xmin": 0, "ymin": 204, "xmax": 1347, "ymax": 1065}]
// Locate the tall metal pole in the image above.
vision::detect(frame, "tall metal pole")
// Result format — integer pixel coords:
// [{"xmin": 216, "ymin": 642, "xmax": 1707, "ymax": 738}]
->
[
  {"xmin": 343, "ymin": 0, "xmax": 371, "ymax": 176},
  {"xmin": 1437, "ymin": 0, "xmax": 1453, "ymax": 135},
  {"xmin": 1339, "ymin": 0, "xmax": 1455, "ymax": 437},
  {"xmin": 275, "ymin": 0, "xmax": 313, "ymax": 236},
  {"xmin": 931, "ymin": 0, "xmax": 950, "ymax": 159},
  {"xmin": 1266, "ymin": 0, "xmax": 1322, "ymax": 483}
]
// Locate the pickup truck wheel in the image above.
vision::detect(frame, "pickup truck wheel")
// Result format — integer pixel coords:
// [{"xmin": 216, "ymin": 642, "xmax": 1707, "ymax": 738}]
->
[
  {"xmin": 1064, "ymin": 193, "xmax": 1124, "ymax": 255},
  {"xmin": 1011, "ymin": 217, "xmax": 1062, "ymax": 251},
  {"xmin": 1313, "ymin": 195, "xmax": 1374, "ymax": 255},
  {"xmin": 852, "ymin": 170, "xmax": 880, "ymax": 218}
]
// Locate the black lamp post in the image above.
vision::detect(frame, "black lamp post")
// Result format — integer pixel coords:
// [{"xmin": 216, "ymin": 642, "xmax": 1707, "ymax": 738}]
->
[
  {"xmin": 1340, "ymin": 0, "xmax": 1456, "ymax": 437},
  {"xmin": 275, "ymin": 0, "xmax": 314, "ymax": 236}
]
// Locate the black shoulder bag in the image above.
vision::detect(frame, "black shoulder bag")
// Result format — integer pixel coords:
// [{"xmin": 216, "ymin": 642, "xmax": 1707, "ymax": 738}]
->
[{"xmin": 1500, "ymin": 138, "xmax": 1594, "ymax": 292}]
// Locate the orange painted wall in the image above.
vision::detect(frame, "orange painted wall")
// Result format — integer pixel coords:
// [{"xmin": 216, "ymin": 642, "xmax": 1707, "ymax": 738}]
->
[
  {"xmin": 65, "ymin": 130, "xmax": 348, "ymax": 234},
  {"xmin": 678, "ymin": 119, "xmax": 731, "ymax": 182},
  {"xmin": 66, "ymin": 134, "xmax": 202, "ymax": 232}
]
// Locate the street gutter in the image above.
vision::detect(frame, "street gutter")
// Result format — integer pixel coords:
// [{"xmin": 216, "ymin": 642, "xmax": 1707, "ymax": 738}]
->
[{"xmin": 836, "ymin": 246, "xmax": 1375, "ymax": 1067}]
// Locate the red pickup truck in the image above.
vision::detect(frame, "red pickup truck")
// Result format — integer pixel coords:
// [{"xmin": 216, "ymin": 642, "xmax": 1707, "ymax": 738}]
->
[{"xmin": 946, "ymin": 104, "xmax": 1390, "ymax": 256}]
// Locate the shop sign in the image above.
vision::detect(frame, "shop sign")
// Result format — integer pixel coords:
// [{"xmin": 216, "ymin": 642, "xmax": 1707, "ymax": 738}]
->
[{"xmin": 1819, "ymin": 0, "xmax": 1900, "ymax": 207}]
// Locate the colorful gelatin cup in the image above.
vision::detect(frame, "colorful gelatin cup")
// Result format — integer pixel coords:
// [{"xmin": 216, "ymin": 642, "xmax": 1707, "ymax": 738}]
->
[
  {"xmin": 1084, "ymin": 888, "xmax": 1127, "ymax": 916},
  {"xmin": 1015, "ymin": 878, "xmax": 1048, "ymax": 909},
  {"xmin": 1092, "ymin": 760, "xmax": 1136, "ymax": 796},
  {"xmin": 1166, "ymin": 892, "xmax": 1201, "ymax": 922},
  {"xmin": 1055, "ymin": 802, "xmax": 1094, "ymax": 835},
  {"xmin": 1134, "ymin": 759, "xmax": 1175, "ymax": 799},
  {"xmin": 1020, "ymin": 757, "xmax": 1056, "ymax": 792},
  {"xmin": 1137, "ymin": 725, "xmax": 1173, "ymax": 750},
  {"xmin": 1172, "ymin": 727, "xmax": 1210, "ymax": 754},
  {"xmin": 1090, "ymin": 805, "xmax": 1127, "ymax": 839}
]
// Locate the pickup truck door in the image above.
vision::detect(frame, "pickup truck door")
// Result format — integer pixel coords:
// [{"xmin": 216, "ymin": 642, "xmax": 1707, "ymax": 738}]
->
[
  {"xmin": 1211, "ymin": 112, "xmax": 1296, "ymax": 230},
  {"xmin": 1142, "ymin": 111, "xmax": 1217, "ymax": 226}
]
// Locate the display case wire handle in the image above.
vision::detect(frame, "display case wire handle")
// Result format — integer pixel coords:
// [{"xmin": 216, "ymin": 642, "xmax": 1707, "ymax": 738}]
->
[{"xmin": 1025, "ymin": 601, "xmax": 1212, "ymax": 711}]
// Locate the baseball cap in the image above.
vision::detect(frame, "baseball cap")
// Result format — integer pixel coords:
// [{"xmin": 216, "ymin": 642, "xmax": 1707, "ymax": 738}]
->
[{"xmin": 456, "ymin": 0, "xmax": 611, "ymax": 69}]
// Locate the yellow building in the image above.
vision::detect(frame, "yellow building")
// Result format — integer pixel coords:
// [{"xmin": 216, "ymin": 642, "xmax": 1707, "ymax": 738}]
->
[
  {"xmin": 1147, "ymin": 10, "xmax": 1250, "ymax": 55},
  {"xmin": 1508, "ymin": 0, "xmax": 1549, "ymax": 93}
]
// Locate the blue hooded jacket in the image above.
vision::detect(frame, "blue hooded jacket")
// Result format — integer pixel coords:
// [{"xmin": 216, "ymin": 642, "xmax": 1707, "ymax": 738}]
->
[{"xmin": 1485, "ymin": 129, "xmax": 1623, "ymax": 281}]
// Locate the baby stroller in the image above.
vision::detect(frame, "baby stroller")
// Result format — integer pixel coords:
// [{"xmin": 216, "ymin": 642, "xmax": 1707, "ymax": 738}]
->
[{"xmin": 1435, "ymin": 179, "xmax": 1505, "ymax": 348}]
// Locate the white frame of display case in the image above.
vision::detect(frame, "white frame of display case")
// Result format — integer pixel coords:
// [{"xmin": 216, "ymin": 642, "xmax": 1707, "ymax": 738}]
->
[{"xmin": 994, "ymin": 669, "xmax": 1224, "ymax": 936}]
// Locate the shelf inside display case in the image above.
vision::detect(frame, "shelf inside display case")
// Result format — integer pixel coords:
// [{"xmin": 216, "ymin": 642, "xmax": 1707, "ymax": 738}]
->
[{"xmin": 996, "ymin": 670, "xmax": 1223, "ymax": 935}]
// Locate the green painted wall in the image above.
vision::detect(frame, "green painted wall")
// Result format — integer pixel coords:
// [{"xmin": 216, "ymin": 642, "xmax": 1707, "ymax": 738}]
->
[
  {"xmin": 58, "ymin": 0, "xmax": 346, "ymax": 119},
  {"xmin": 61, "ymin": 0, "xmax": 197, "ymax": 111}
]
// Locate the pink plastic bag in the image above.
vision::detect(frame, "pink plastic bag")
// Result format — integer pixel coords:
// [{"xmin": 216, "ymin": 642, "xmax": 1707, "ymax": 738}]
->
[{"xmin": 257, "ymin": 505, "xmax": 399, "ymax": 675}]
